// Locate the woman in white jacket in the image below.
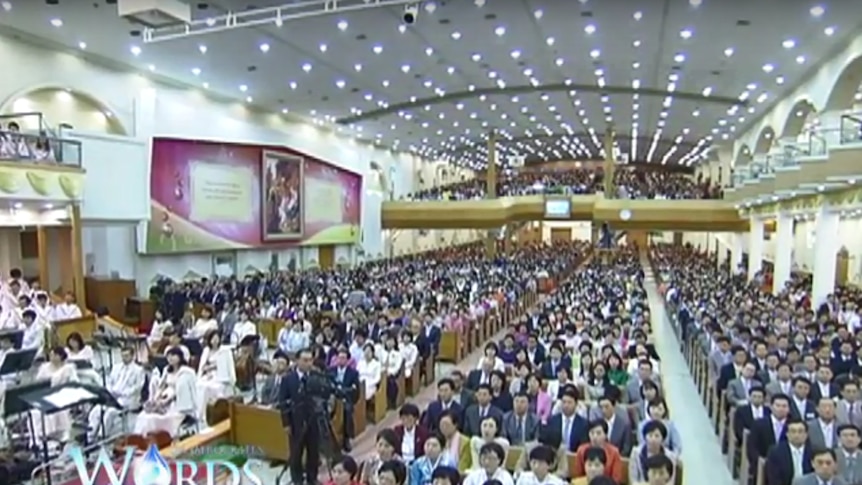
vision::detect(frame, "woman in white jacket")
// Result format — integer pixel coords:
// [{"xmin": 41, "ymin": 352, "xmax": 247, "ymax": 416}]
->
[
  {"xmin": 196, "ymin": 330, "xmax": 236, "ymax": 418},
  {"xmin": 381, "ymin": 334, "xmax": 403, "ymax": 409},
  {"xmin": 399, "ymin": 331, "xmax": 419, "ymax": 378},
  {"xmin": 135, "ymin": 347, "xmax": 199, "ymax": 435},
  {"xmin": 357, "ymin": 343, "xmax": 382, "ymax": 401}
]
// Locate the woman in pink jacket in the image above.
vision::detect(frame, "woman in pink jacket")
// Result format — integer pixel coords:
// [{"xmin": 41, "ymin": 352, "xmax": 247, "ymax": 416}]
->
[{"xmin": 525, "ymin": 373, "xmax": 553, "ymax": 423}]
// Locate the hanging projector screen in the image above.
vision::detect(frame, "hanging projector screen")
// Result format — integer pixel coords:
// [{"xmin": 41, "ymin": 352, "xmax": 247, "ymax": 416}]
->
[{"xmin": 544, "ymin": 198, "xmax": 571, "ymax": 218}]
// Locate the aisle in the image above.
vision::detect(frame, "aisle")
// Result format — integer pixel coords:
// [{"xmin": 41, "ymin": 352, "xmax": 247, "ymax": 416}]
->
[{"xmin": 641, "ymin": 263, "xmax": 734, "ymax": 485}]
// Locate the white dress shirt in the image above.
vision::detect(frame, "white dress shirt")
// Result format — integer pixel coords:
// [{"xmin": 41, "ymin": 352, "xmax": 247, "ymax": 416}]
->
[
  {"xmin": 820, "ymin": 420, "xmax": 835, "ymax": 448},
  {"xmin": 789, "ymin": 444, "xmax": 804, "ymax": 477},
  {"xmin": 751, "ymin": 405, "xmax": 764, "ymax": 420},
  {"xmin": 401, "ymin": 427, "xmax": 416, "ymax": 462},
  {"xmin": 464, "ymin": 468, "xmax": 514, "ymax": 485}
]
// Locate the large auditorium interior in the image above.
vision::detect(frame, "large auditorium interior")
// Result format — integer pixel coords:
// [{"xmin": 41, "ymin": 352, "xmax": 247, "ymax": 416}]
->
[{"xmin": 2, "ymin": 1, "xmax": 862, "ymax": 485}]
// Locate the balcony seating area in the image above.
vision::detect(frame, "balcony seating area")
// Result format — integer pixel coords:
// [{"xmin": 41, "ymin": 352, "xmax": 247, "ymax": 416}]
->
[{"xmin": 406, "ymin": 167, "xmax": 721, "ymax": 201}]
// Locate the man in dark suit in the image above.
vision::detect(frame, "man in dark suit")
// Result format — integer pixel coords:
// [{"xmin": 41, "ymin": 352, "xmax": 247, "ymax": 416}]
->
[
  {"xmin": 540, "ymin": 344, "xmax": 571, "ymax": 380},
  {"xmin": 525, "ymin": 334, "xmax": 546, "ymax": 368},
  {"xmin": 462, "ymin": 384, "xmax": 503, "ymax": 437},
  {"xmin": 764, "ymin": 418, "xmax": 813, "ymax": 485},
  {"xmin": 788, "ymin": 376, "xmax": 817, "ymax": 421},
  {"xmin": 278, "ymin": 347, "xmax": 322, "ymax": 485},
  {"xmin": 466, "ymin": 357, "xmax": 495, "ymax": 391},
  {"xmin": 733, "ymin": 386, "xmax": 770, "ymax": 447},
  {"xmin": 331, "ymin": 348, "xmax": 360, "ymax": 451},
  {"xmin": 809, "ymin": 365, "xmax": 838, "ymax": 402},
  {"xmin": 539, "ymin": 388, "xmax": 589, "ymax": 452},
  {"xmin": 422, "ymin": 378, "xmax": 463, "ymax": 433},
  {"xmin": 748, "ymin": 394, "xmax": 792, "ymax": 468},
  {"xmin": 501, "ymin": 392, "xmax": 540, "ymax": 446},
  {"xmin": 260, "ymin": 351, "xmax": 289, "ymax": 406},
  {"xmin": 718, "ymin": 345, "xmax": 750, "ymax": 392},
  {"xmin": 449, "ymin": 370, "xmax": 475, "ymax": 409},
  {"xmin": 393, "ymin": 403, "xmax": 430, "ymax": 463}
]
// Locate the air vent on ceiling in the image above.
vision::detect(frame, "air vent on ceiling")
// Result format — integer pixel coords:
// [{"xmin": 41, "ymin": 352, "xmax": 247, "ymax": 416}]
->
[{"xmin": 117, "ymin": 0, "xmax": 190, "ymax": 28}]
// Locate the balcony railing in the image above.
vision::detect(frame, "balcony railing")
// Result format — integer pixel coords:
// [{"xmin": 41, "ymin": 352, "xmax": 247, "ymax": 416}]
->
[
  {"xmin": 0, "ymin": 130, "xmax": 81, "ymax": 167},
  {"xmin": 840, "ymin": 112, "xmax": 862, "ymax": 145}
]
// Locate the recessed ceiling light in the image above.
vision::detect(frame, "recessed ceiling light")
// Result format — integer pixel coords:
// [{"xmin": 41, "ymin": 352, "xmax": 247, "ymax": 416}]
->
[
  {"xmin": 337, "ymin": 20, "xmax": 348, "ymax": 31},
  {"xmin": 50, "ymin": 18, "xmax": 63, "ymax": 28},
  {"xmin": 354, "ymin": 63, "xmax": 362, "ymax": 71},
  {"xmin": 633, "ymin": 40, "xmax": 642, "ymax": 48},
  {"xmin": 782, "ymin": 39, "xmax": 796, "ymax": 49},
  {"xmin": 702, "ymin": 87, "xmax": 712, "ymax": 96},
  {"xmin": 373, "ymin": 44, "xmax": 383, "ymax": 54},
  {"xmin": 302, "ymin": 62, "xmax": 312, "ymax": 72},
  {"xmin": 776, "ymin": 76, "xmax": 785, "ymax": 85},
  {"xmin": 679, "ymin": 28, "xmax": 693, "ymax": 39},
  {"xmin": 633, "ymin": 11, "xmax": 642, "ymax": 20},
  {"xmin": 425, "ymin": 47, "xmax": 433, "ymax": 56},
  {"xmin": 511, "ymin": 49, "xmax": 521, "ymax": 59},
  {"xmin": 259, "ymin": 43, "xmax": 270, "ymax": 53},
  {"xmin": 239, "ymin": 84, "xmax": 248, "ymax": 92},
  {"xmin": 401, "ymin": 64, "xmax": 411, "ymax": 73},
  {"xmin": 1, "ymin": 2, "xmax": 10, "ymax": 11},
  {"xmin": 147, "ymin": 64, "xmax": 155, "ymax": 71},
  {"xmin": 130, "ymin": 45, "xmax": 141, "ymax": 56},
  {"xmin": 471, "ymin": 53, "xmax": 481, "ymax": 61},
  {"xmin": 689, "ymin": 0, "xmax": 702, "ymax": 6},
  {"xmin": 590, "ymin": 49, "xmax": 600, "ymax": 58},
  {"xmin": 495, "ymin": 26, "xmax": 506, "ymax": 36},
  {"xmin": 335, "ymin": 80, "xmax": 346, "ymax": 89},
  {"xmin": 289, "ymin": 81, "xmax": 297, "ymax": 89},
  {"xmin": 546, "ymin": 37, "xmax": 555, "ymax": 46},
  {"xmin": 810, "ymin": 5, "xmax": 825, "ymax": 17},
  {"xmin": 202, "ymin": 82, "xmax": 209, "ymax": 89},
  {"xmin": 398, "ymin": 24, "xmax": 406, "ymax": 33},
  {"xmin": 762, "ymin": 63, "xmax": 774, "ymax": 73},
  {"xmin": 674, "ymin": 53, "xmax": 686, "ymax": 63},
  {"xmin": 534, "ymin": 9, "xmax": 543, "ymax": 19},
  {"xmin": 319, "ymin": 43, "xmax": 327, "ymax": 52},
  {"xmin": 451, "ymin": 31, "xmax": 461, "ymax": 40},
  {"xmin": 78, "ymin": 41, "xmax": 87, "ymax": 50},
  {"xmin": 584, "ymin": 24, "xmax": 596, "ymax": 35},
  {"xmin": 824, "ymin": 26, "xmax": 835, "ymax": 36},
  {"xmin": 246, "ymin": 96, "xmax": 253, "ymax": 103},
  {"xmin": 796, "ymin": 55, "xmax": 806, "ymax": 64},
  {"xmin": 191, "ymin": 67, "xmax": 201, "ymax": 76},
  {"xmin": 198, "ymin": 44, "xmax": 207, "ymax": 54}
]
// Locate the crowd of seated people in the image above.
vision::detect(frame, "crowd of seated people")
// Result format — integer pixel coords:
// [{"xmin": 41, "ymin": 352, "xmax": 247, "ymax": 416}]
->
[
  {"xmin": 405, "ymin": 168, "xmax": 720, "ymax": 201},
  {"xmin": 109, "ymin": 241, "xmax": 588, "ymax": 446},
  {"xmin": 0, "ymin": 122, "xmax": 57, "ymax": 162},
  {"xmin": 356, "ymin": 247, "xmax": 685, "ymax": 485},
  {"xmin": 652, "ymin": 243, "xmax": 862, "ymax": 485}
]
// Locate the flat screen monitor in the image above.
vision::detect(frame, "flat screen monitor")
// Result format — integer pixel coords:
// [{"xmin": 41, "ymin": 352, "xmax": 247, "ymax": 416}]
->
[{"xmin": 544, "ymin": 198, "xmax": 571, "ymax": 218}]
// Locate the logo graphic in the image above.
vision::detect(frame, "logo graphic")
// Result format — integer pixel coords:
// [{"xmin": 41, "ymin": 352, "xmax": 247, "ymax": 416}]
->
[{"xmin": 68, "ymin": 443, "xmax": 262, "ymax": 485}]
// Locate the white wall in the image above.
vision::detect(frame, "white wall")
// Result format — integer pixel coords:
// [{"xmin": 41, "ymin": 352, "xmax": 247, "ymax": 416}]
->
[{"xmin": 0, "ymin": 33, "xmax": 466, "ymax": 293}]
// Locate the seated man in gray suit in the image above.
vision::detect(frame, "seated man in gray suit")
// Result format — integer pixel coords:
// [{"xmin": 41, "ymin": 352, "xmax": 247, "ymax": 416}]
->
[
  {"xmin": 727, "ymin": 362, "xmax": 761, "ymax": 408},
  {"xmin": 260, "ymin": 352, "xmax": 289, "ymax": 405},
  {"xmin": 793, "ymin": 448, "xmax": 847, "ymax": 485},
  {"xmin": 836, "ymin": 424, "xmax": 862, "ymax": 485},
  {"xmin": 501, "ymin": 392, "xmax": 540, "ymax": 446},
  {"xmin": 590, "ymin": 392, "xmax": 633, "ymax": 456},
  {"xmin": 807, "ymin": 398, "xmax": 838, "ymax": 450},
  {"xmin": 463, "ymin": 384, "xmax": 503, "ymax": 437}
]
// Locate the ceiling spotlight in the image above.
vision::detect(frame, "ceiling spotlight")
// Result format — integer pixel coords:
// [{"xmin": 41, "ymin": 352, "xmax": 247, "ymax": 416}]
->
[
  {"xmin": 674, "ymin": 53, "xmax": 686, "ymax": 63},
  {"xmin": 130, "ymin": 45, "xmax": 141, "ymax": 56},
  {"xmin": 198, "ymin": 44, "xmax": 207, "ymax": 54},
  {"xmin": 810, "ymin": 5, "xmax": 825, "ymax": 17},
  {"xmin": 402, "ymin": 3, "xmax": 419, "ymax": 25},
  {"xmin": 689, "ymin": 0, "xmax": 702, "ymax": 6},
  {"xmin": 259, "ymin": 43, "xmax": 270, "ymax": 53},
  {"xmin": 584, "ymin": 24, "xmax": 596, "ymax": 34},
  {"xmin": 50, "ymin": 18, "xmax": 63, "ymax": 28},
  {"xmin": 191, "ymin": 67, "xmax": 201, "ymax": 76},
  {"xmin": 0, "ymin": 2, "xmax": 10, "ymax": 11},
  {"xmin": 796, "ymin": 55, "xmax": 806, "ymax": 64},
  {"xmin": 495, "ymin": 26, "xmax": 506, "ymax": 36},
  {"xmin": 337, "ymin": 20, "xmax": 348, "ymax": 31},
  {"xmin": 824, "ymin": 26, "xmax": 835, "ymax": 36},
  {"xmin": 724, "ymin": 47, "xmax": 734, "ymax": 57},
  {"xmin": 633, "ymin": 11, "xmax": 642, "ymax": 20},
  {"xmin": 239, "ymin": 84, "xmax": 248, "ymax": 92},
  {"xmin": 78, "ymin": 41, "xmax": 87, "ymax": 50},
  {"xmin": 782, "ymin": 39, "xmax": 796, "ymax": 49},
  {"xmin": 302, "ymin": 63, "xmax": 312, "ymax": 72},
  {"xmin": 679, "ymin": 28, "xmax": 693, "ymax": 39},
  {"xmin": 590, "ymin": 49, "xmax": 600, "ymax": 59},
  {"xmin": 373, "ymin": 45, "xmax": 383, "ymax": 54},
  {"xmin": 762, "ymin": 63, "xmax": 774, "ymax": 73}
]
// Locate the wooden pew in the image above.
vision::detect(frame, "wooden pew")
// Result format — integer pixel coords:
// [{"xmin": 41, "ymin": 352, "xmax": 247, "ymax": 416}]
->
[
  {"xmin": 160, "ymin": 420, "xmax": 231, "ymax": 458},
  {"xmin": 565, "ymin": 456, "xmax": 685, "ymax": 485},
  {"xmin": 257, "ymin": 318, "xmax": 281, "ymax": 348},
  {"xmin": 396, "ymin": 371, "xmax": 406, "ymax": 407},
  {"xmin": 353, "ymin": 386, "xmax": 367, "ymax": 437},
  {"xmin": 406, "ymin": 360, "xmax": 421, "ymax": 396},
  {"xmin": 439, "ymin": 330, "xmax": 461, "ymax": 362},
  {"xmin": 423, "ymin": 355, "xmax": 436, "ymax": 386},
  {"xmin": 368, "ymin": 372, "xmax": 388, "ymax": 423}
]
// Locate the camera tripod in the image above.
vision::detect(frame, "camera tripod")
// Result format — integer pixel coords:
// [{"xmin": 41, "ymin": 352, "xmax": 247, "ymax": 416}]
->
[{"xmin": 275, "ymin": 399, "xmax": 341, "ymax": 485}]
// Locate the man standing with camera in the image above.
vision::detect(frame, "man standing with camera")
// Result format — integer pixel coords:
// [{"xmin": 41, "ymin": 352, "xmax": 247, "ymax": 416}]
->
[{"xmin": 279, "ymin": 347, "xmax": 322, "ymax": 485}]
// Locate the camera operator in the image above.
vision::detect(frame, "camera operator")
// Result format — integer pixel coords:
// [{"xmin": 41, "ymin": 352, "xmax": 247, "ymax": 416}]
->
[
  {"xmin": 331, "ymin": 348, "xmax": 360, "ymax": 452},
  {"xmin": 279, "ymin": 347, "xmax": 328, "ymax": 485}
]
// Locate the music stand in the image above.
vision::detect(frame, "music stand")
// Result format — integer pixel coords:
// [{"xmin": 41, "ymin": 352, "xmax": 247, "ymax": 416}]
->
[
  {"xmin": 151, "ymin": 356, "xmax": 168, "ymax": 374},
  {"xmin": 0, "ymin": 348, "xmax": 37, "ymax": 378},
  {"xmin": 72, "ymin": 360, "xmax": 94, "ymax": 370},
  {"xmin": 0, "ymin": 330, "xmax": 23, "ymax": 349},
  {"xmin": 18, "ymin": 382, "xmax": 121, "ymax": 485},
  {"xmin": 4, "ymin": 379, "xmax": 51, "ymax": 417}
]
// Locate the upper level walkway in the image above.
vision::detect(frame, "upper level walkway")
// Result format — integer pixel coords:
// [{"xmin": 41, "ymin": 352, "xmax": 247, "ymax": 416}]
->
[{"xmin": 382, "ymin": 195, "xmax": 746, "ymax": 231}]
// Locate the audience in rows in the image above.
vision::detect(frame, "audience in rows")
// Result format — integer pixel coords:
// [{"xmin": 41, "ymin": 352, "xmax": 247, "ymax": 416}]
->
[
  {"xmin": 405, "ymin": 168, "xmax": 720, "ymax": 201},
  {"xmin": 653, "ymin": 243, "xmax": 862, "ymax": 485}
]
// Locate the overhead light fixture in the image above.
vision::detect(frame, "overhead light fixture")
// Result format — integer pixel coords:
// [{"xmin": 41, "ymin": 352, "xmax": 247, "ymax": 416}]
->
[
  {"xmin": 679, "ymin": 28, "xmax": 693, "ymax": 39},
  {"xmin": 130, "ymin": 45, "xmax": 141, "ymax": 56},
  {"xmin": 762, "ymin": 63, "xmax": 774, "ymax": 73},
  {"xmin": 495, "ymin": 26, "xmax": 506, "ymax": 36},
  {"xmin": 584, "ymin": 24, "xmax": 596, "ymax": 35},
  {"xmin": 198, "ymin": 44, "xmax": 207, "ymax": 54},
  {"xmin": 0, "ymin": 2, "xmax": 10, "ymax": 11},
  {"xmin": 78, "ymin": 41, "xmax": 87, "ymax": 50},
  {"xmin": 50, "ymin": 18, "xmax": 63, "ymax": 28},
  {"xmin": 633, "ymin": 11, "xmax": 643, "ymax": 20},
  {"xmin": 824, "ymin": 26, "xmax": 835, "ymax": 36},
  {"xmin": 259, "ymin": 43, "xmax": 270, "ymax": 53},
  {"xmin": 810, "ymin": 5, "xmax": 825, "ymax": 17},
  {"xmin": 239, "ymin": 84, "xmax": 248, "ymax": 92},
  {"xmin": 191, "ymin": 67, "xmax": 201, "ymax": 76},
  {"xmin": 337, "ymin": 20, "xmax": 348, "ymax": 31},
  {"xmin": 796, "ymin": 55, "xmax": 806, "ymax": 64},
  {"xmin": 782, "ymin": 39, "xmax": 796, "ymax": 49}
]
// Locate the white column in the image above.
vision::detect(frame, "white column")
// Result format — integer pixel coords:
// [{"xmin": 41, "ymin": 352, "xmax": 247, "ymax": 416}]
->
[
  {"xmin": 748, "ymin": 218, "xmax": 765, "ymax": 280},
  {"xmin": 132, "ymin": 88, "xmax": 157, "ymax": 138},
  {"xmin": 812, "ymin": 207, "xmax": 840, "ymax": 307},
  {"xmin": 0, "ymin": 229, "xmax": 22, "ymax": 278},
  {"xmin": 773, "ymin": 213, "xmax": 794, "ymax": 294},
  {"xmin": 730, "ymin": 233, "xmax": 743, "ymax": 273}
]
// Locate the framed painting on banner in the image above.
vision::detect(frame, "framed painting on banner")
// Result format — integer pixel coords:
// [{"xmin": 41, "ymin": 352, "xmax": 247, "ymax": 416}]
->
[{"xmin": 261, "ymin": 151, "xmax": 304, "ymax": 241}]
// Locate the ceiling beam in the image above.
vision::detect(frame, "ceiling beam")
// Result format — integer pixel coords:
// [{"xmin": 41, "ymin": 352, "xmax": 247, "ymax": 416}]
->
[{"xmin": 337, "ymin": 82, "xmax": 748, "ymax": 124}]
